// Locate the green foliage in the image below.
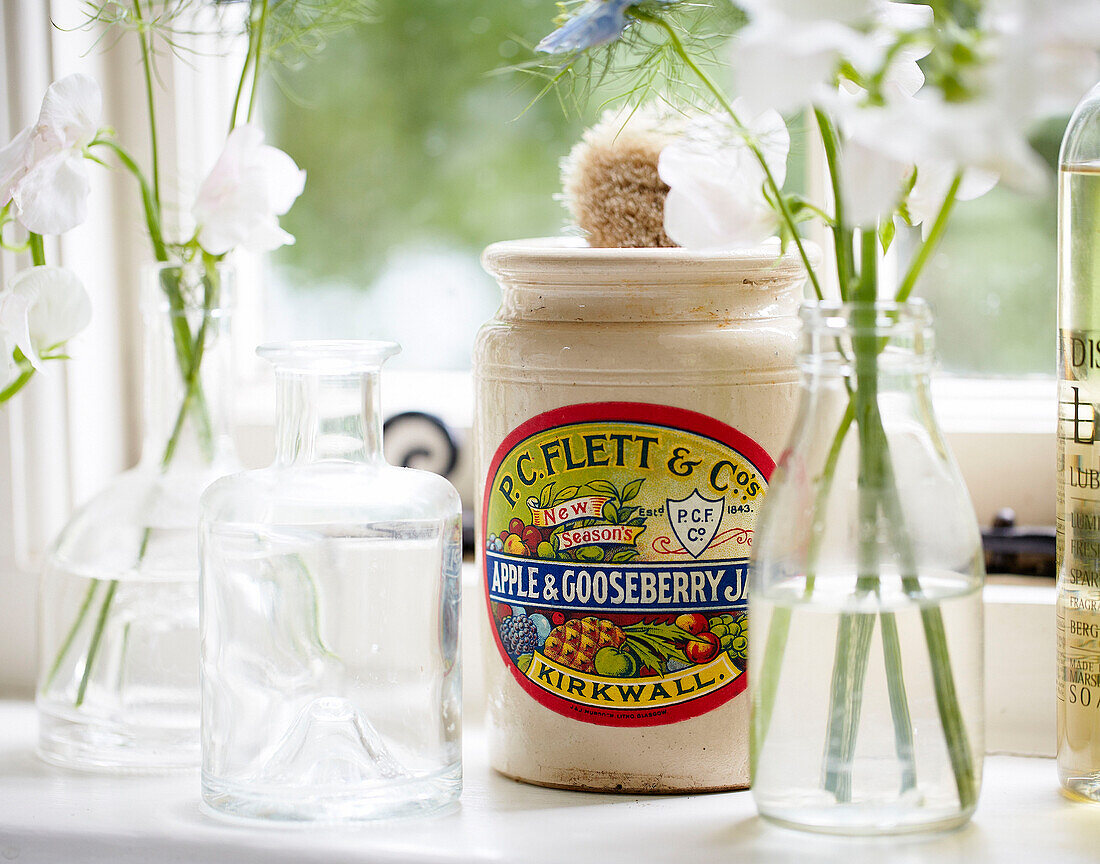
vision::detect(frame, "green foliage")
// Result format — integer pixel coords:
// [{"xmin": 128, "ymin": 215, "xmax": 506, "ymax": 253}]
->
[
  {"xmin": 268, "ymin": 0, "xmax": 592, "ymax": 285},
  {"xmin": 261, "ymin": 0, "xmax": 376, "ymax": 70},
  {"xmin": 520, "ymin": 0, "xmax": 745, "ymax": 119}
]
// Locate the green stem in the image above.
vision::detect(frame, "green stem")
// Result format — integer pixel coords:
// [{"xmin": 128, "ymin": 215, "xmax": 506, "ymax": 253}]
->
[
  {"xmin": 879, "ymin": 611, "xmax": 917, "ymax": 793},
  {"xmin": 0, "ymin": 365, "xmax": 35, "ymax": 403},
  {"xmin": 876, "ymin": 439, "xmax": 977, "ymax": 809},
  {"xmin": 159, "ymin": 267, "xmax": 215, "ymax": 457},
  {"xmin": 131, "ymin": 0, "xmax": 161, "ymax": 210},
  {"xmin": 75, "ymin": 579, "xmax": 118, "ymax": 707},
  {"xmin": 813, "ymin": 109, "xmax": 854, "ymax": 301},
  {"xmin": 160, "ymin": 256, "xmax": 219, "ymax": 468},
  {"xmin": 896, "ymin": 172, "xmax": 962, "ymax": 303},
  {"xmin": 28, "ymin": 232, "xmax": 45, "ymax": 266},
  {"xmin": 246, "ymin": 0, "xmax": 270, "ymax": 123},
  {"xmin": 0, "ymin": 204, "xmax": 31, "ymax": 254},
  {"xmin": 92, "ymin": 140, "xmax": 167, "ymax": 262},
  {"xmin": 822, "ymin": 237, "xmax": 880, "ymax": 797},
  {"xmin": 43, "ymin": 581, "xmax": 100, "ymax": 690},
  {"xmin": 635, "ymin": 12, "xmax": 824, "ymax": 300},
  {"xmin": 229, "ymin": 21, "xmax": 255, "ymax": 131},
  {"xmin": 751, "ymin": 401, "xmax": 854, "ymax": 779}
]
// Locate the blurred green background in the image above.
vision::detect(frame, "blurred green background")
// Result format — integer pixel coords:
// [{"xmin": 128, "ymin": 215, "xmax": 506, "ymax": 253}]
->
[{"xmin": 265, "ymin": 0, "xmax": 1060, "ymax": 376}]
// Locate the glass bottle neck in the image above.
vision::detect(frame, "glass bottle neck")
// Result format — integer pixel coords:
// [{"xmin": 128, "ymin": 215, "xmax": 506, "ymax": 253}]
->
[
  {"xmin": 273, "ymin": 370, "xmax": 385, "ymax": 466},
  {"xmin": 799, "ymin": 301, "xmax": 934, "ymax": 392},
  {"xmin": 139, "ymin": 263, "xmax": 237, "ymax": 471},
  {"xmin": 140, "ymin": 301, "xmax": 236, "ymax": 471}
]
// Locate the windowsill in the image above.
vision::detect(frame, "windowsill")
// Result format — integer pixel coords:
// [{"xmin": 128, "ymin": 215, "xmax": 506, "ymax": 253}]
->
[
  {"xmin": 0, "ymin": 699, "xmax": 1091, "ymax": 862},
  {"xmin": 0, "ymin": 571, "xmax": 1064, "ymax": 860}
]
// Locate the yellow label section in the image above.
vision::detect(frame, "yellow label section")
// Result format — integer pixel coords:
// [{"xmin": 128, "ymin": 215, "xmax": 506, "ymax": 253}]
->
[{"xmin": 524, "ymin": 651, "xmax": 741, "ymax": 711}]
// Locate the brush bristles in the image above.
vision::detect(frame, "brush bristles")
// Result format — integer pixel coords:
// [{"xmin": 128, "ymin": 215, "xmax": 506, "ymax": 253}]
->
[{"xmin": 562, "ymin": 113, "xmax": 677, "ymax": 249}]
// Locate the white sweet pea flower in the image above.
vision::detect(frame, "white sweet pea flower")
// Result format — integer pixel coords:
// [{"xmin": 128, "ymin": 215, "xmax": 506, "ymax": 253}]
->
[
  {"xmin": 847, "ymin": 2, "xmax": 933, "ymax": 99},
  {"xmin": 978, "ymin": 0, "xmax": 1100, "ymax": 124},
  {"xmin": 193, "ymin": 124, "xmax": 306, "ymax": 256},
  {"xmin": 837, "ymin": 137, "xmax": 910, "ymax": 228},
  {"xmin": 832, "ymin": 85, "xmax": 1000, "ymax": 229},
  {"xmin": 731, "ymin": 1, "xmax": 931, "ymax": 115},
  {"xmin": 908, "ymin": 161, "xmax": 998, "ymax": 235},
  {"xmin": 0, "ymin": 266, "xmax": 91, "ymax": 370},
  {"xmin": 658, "ymin": 105, "xmax": 789, "ymax": 249},
  {"xmin": 0, "ymin": 74, "xmax": 103, "ymax": 235},
  {"xmin": 0, "ymin": 331, "xmax": 18, "ymax": 391},
  {"xmin": 731, "ymin": 16, "xmax": 863, "ymax": 115}
]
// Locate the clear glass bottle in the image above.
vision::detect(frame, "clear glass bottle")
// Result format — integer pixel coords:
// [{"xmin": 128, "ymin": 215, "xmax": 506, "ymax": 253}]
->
[
  {"xmin": 37, "ymin": 262, "xmax": 239, "ymax": 770},
  {"xmin": 750, "ymin": 301, "xmax": 984, "ymax": 834},
  {"xmin": 199, "ymin": 341, "xmax": 462, "ymax": 822},
  {"xmin": 1058, "ymin": 79, "xmax": 1100, "ymax": 803}
]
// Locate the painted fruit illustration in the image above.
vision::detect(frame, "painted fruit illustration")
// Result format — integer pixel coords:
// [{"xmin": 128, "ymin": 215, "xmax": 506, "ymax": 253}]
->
[
  {"xmin": 684, "ymin": 631, "xmax": 721, "ymax": 664},
  {"xmin": 594, "ymin": 646, "xmax": 638, "ymax": 677},
  {"xmin": 709, "ymin": 613, "xmax": 748, "ymax": 665},
  {"xmin": 499, "ymin": 614, "xmax": 540, "ymax": 657},
  {"xmin": 542, "ymin": 615, "xmax": 699, "ymax": 676},
  {"xmin": 497, "ymin": 518, "xmax": 546, "ymax": 557},
  {"xmin": 675, "ymin": 613, "xmax": 709, "ymax": 635},
  {"xmin": 543, "ymin": 616, "xmax": 625, "ymax": 673}
]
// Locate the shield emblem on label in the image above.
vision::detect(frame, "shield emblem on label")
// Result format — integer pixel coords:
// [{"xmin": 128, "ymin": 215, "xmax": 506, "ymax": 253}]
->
[{"xmin": 666, "ymin": 490, "xmax": 725, "ymax": 559}]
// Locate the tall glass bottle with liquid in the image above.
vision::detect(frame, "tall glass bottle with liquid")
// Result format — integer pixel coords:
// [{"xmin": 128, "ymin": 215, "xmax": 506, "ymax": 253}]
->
[{"xmin": 1059, "ymin": 80, "xmax": 1100, "ymax": 802}]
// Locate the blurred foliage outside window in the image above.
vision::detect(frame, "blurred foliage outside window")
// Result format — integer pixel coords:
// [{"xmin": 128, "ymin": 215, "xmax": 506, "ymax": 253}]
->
[{"xmin": 266, "ymin": 0, "xmax": 1061, "ymax": 378}]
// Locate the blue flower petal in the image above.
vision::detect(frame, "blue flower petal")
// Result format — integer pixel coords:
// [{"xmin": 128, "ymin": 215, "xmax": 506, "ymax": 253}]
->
[{"xmin": 537, "ymin": 0, "xmax": 634, "ymax": 54}]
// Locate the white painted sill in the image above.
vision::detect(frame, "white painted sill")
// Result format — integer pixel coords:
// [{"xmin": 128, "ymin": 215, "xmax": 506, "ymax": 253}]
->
[
  {"xmin": 0, "ymin": 572, "xmax": 1062, "ymax": 863},
  {"xmin": 0, "ymin": 701, "xmax": 1090, "ymax": 863}
]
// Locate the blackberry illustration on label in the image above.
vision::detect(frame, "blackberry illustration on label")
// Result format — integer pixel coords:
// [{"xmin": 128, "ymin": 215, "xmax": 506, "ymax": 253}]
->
[{"xmin": 482, "ymin": 402, "xmax": 774, "ymax": 727}]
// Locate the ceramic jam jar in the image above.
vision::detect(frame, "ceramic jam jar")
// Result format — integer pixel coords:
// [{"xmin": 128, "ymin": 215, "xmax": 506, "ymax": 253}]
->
[{"xmin": 474, "ymin": 238, "xmax": 813, "ymax": 793}]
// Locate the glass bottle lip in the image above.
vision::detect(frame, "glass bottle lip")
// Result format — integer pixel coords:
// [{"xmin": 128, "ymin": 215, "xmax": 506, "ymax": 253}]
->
[
  {"xmin": 257, "ymin": 339, "xmax": 402, "ymax": 373},
  {"xmin": 799, "ymin": 299, "xmax": 933, "ymax": 336}
]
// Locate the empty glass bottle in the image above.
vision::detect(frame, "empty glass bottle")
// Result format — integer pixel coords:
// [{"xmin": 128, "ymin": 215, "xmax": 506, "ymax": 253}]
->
[{"xmin": 199, "ymin": 341, "xmax": 462, "ymax": 822}]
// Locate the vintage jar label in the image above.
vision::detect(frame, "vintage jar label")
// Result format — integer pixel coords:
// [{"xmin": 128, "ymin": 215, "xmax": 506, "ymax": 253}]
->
[{"xmin": 482, "ymin": 402, "xmax": 774, "ymax": 727}]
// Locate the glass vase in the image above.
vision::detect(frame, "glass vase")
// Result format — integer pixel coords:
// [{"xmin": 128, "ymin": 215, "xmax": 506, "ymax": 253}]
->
[
  {"xmin": 750, "ymin": 301, "xmax": 984, "ymax": 834},
  {"xmin": 37, "ymin": 261, "xmax": 239, "ymax": 770},
  {"xmin": 198, "ymin": 341, "xmax": 462, "ymax": 822}
]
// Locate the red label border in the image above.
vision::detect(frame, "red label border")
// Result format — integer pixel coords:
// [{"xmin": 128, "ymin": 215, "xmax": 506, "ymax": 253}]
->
[{"xmin": 481, "ymin": 401, "xmax": 773, "ymax": 728}]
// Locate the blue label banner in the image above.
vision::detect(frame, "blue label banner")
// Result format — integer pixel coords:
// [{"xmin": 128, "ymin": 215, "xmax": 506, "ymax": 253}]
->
[{"xmin": 486, "ymin": 550, "xmax": 749, "ymax": 614}]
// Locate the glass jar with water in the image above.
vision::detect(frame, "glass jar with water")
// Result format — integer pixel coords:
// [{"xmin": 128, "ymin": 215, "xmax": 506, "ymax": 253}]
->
[
  {"xmin": 199, "ymin": 341, "xmax": 462, "ymax": 821},
  {"xmin": 750, "ymin": 301, "xmax": 984, "ymax": 834}
]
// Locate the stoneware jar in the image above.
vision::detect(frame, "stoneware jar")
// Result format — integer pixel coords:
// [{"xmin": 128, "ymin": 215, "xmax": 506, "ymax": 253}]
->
[{"xmin": 474, "ymin": 238, "xmax": 812, "ymax": 792}]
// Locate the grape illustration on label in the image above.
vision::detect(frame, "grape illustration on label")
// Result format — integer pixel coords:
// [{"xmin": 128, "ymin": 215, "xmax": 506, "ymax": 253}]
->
[{"xmin": 482, "ymin": 402, "xmax": 773, "ymax": 727}]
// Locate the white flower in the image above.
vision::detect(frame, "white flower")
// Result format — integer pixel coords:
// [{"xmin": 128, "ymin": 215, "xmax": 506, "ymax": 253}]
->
[
  {"xmin": 837, "ymin": 137, "xmax": 910, "ymax": 228},
  {"xmin": 908, "ymin": 161, "xmax": 998, "ymax": 235},
  {"xmin": 0, "ymin": 266, "xmax": 91, "ymax": 370},
  {"xmin": 193, "ymin": 124, "xmax": 306, "ymax": 256},
  {"xmin": 658, "ymin": 105, "xmax": 789, "ymax": 249},
  {"xmin": 0, "ymin": 333, "xmax": 17, "ymax": 390},
  {"xmin": 731, "ymin": 1, "xmax": 931, "ymax": 115},
  {"xmin": 977, "ymin": 0, "xmax": 1100, "ymax": 124},
  {"xmin": 0, "ymin": 74, "xmax": 102, "ymax": 235}
]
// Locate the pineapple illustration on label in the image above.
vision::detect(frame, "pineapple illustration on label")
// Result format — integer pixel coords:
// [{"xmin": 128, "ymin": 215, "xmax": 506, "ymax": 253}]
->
[{"xmin": 482, "ymin": 402, "xmax": 773, "ymax": 727}]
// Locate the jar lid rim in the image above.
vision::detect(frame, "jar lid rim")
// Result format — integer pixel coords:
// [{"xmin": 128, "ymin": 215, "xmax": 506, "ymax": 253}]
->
[{"xmin": 482, "ymin": 236, "xmax": 818, "ymax": 280}]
